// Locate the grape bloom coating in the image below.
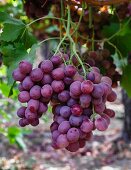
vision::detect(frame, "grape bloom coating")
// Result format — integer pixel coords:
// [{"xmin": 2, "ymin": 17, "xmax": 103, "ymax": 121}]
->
[{"xmin": 12, "ymin": 53, "xmax": 117, "ymax": 152}]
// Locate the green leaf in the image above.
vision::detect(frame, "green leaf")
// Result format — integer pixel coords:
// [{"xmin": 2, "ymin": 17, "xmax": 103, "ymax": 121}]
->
[
  {"xmin": 0, "ymin": 22, "xmax": 25, "ymax": 42},
  {"xmin": 121, "ymin": 65, "xmax": 131, "ymax": 97},
  {"xmin": 103, "ymin": 22, "xmax": 120, "ymax": 38},
  {"xmin": 0, "ymin": 83, "xmax": 18, "ymax": 97},
  {"xmin": 103, "ymin": 19, "xmax": 131, "ymax": 58},
  {"xmin": 8, "ymin": 81, "xmax": 16, "ymax": 97},
  {"xmin": 21, "ymin": 30, "xmax": 37, "ymax": 49},
  {"xmin": 0, "ymin": 12, "xmax": 13, "ymax": 23}
]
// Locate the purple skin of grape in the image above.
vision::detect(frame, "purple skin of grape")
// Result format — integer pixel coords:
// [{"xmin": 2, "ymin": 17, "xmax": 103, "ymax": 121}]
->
[
  {"xmin": 52, "ymin": 68, "xmax": 65, "ymax": 80},
  {"xmin": 64, "ymin": 65, "xmax": 77, "ymax": 77},
  {"xmin": 80, "ymin": 119, "xmax": 94, "ymax": 133},
  {"xmin": 12, "ymin": 68, "xmax": 26, "ymax": 82},
  {"xmin": 67, "ymin": 128, "xmax": 80, "ymax": 143},
  {"xmin": 56, "ymin": 134, "xmax": 69, "ymax": 149},
  {"xmin": 17, "ymin": 106, "xmax": 26, "ymax": 118},
  {"xmin": 60, "ymin": 106, "xmax": 71, "ymax": 118},
  {"xmin": 58, "ymin": 121, "xmax": 71, "ymax": 134},
  {"xmin": 18, "ymin": 91, "xmax": 30, "ymax": 103},
  {"xmin": 40, "ymin": 60, "xmax": 53, "ymax": 73},
  {"xmin": 30, "ymin": 85, "xmax": 41, "ymax": 99},
  {"xmin": 22, "ymin": 76, "xmax": 34, "ymax": 90},
  {"xmin": 30, "ymin": 68, "xmax": 43, "ymax": 82},
  {"xmin": 50, "ymin": 122, "xmax": 59, "ymax": 132},
  {"xmin": 19, "ymin": 60, "xmax": 32, "ymax": 74},
  {"xmin": 51, "ymin": 80, "xmax": 65, "ymax": 93},
  {"xmin": 69, "ymin": 115, "xmax": 83, "ymax": 127},
  {"xmin": 58, "ymin": 90, "xmax": 70, "ymax": 103},
  {"xmin": 41, "ymin": 84, "xmax": 53, "ymax": 98}
]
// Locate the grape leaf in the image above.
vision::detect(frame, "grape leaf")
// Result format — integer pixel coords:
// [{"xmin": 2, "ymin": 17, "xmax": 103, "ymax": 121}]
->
[
  {"xmin": 0, "ymin": 22, "xmax": 25, "ymax": 42},
  {"xmin": 103, "ymin": 19, "xmax": 131, "ymax": 58},
  {"xmin": 121, "ymin": 65, "xmax": 131, "ymax": 97}
]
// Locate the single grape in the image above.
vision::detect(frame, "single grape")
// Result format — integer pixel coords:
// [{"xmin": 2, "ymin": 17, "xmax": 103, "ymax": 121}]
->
[
  {"xmin": 99, "ymin": 82, "xmax": 112, "ymax": 96},
  {"xmin": 56, "ymin": 134, "xmax": 69, "ymax": 148},
  {"xmin": 67, "ymin": 98, "xmax": 78, "ymax": 107},
  {"xmin": 27, "ymin": 99, "xmax": 39, "ymax": 112},
  {"xmin": 52, "ymin": 68, "xmax": 64, "ymax": 80},
  {"xmin": 30, "ymin": 119, "xmax": 39, "ymax": 126},
  {"xmin": 101, "ymin": 76, "xmax": 112, "ymax": 86},
  {"xmin": 66, "ymin": 142, "xmax": 79, "ymax": 152},
  {"xmin": 70, "ymin": 81, "xmax": 82, "ymax": 96},
  {"xmin": 18, "ymin": 91, "xmax": 30, "ymax": 103},
  {"xmin": 52, "ymin": 130, "xmax": 60, "ymax": 140},
  {"xmin": 51, "ymin": 80, "xmax": 65, "ymax": 93},
  {"xmin": 12, "ymin": 68, "xmax": 26, "ymax": 82},
  {"xmin": 22, "ymin": 76, "xmax": 34, "ymax": 90},
  {"xmin": 40, "ymin": 60, "xmax": 53, "ymax": 73},
  {"xmin": 60, "ymin": 106, "xmax": 71, "ymax": 118},
  {"xmin": 41, "ymin": 84, "xmax": 53, "ymax": 98},
  {"xmin": 25, "ymin": 109, "xmax": 37, "ymax": 120},
  {"xmin": 87, "ymin": 72, "xmax": 95, "ymax": 82},
  {"xmin": 80, "ymin": 119, "xmax": 93, "ymax": 133},
  {"xmin": 107, "ymin": 90, "xmax": 117, "ymax": 102},
  {"xmin": 64, "ymin": 65, "xmax": 77, "ymax": 77},
  {"xmin": 92, "ymin": 84, "xmax": 104, "ymax": 98},
  {"xmin": 93, "ymin": 71, "xmax": 101, "ymax": 84},
  {"xmin": 81, "ymin": 80, "xmax": 94, "ymax": 94},
  {"xmin": 71, "ymin": 104, "xmax": 83, "ymax": 116},
  {"xmin": 50, "ymin": 122, "xmax": 59, "ymax": 132},
  {"xmin": 19, "ymin": 60, "xmax": 32, "ymax": 74},
  {"xmin": 30, "ymin": 68, "xmax": 43, "ymax": 82},
  {"xmin": 41, "ymin": 74, "xmax": 53, "ymax": 85},
  {"xmin": 51, "ymin": 55, "xmax": 63, "ymax": 66},
  {"xmin": 38, "ymin": 102, "xmax": 48, "ymax": 114},
  {"xmin": 58, "ymin": 121, "xmax": 71, "ymax": 134},
  {"xmin": 67, "ymin": 128, "xmax": 80, "ymax": 143},
  {"xmin": 69, "ymin": 115, "xmax": 83, "ymax": 127},
  {"xmin": 94, "ymin": 102, "xmax": 105, "ymax": 114},
  {"xmin": 95, "ymin": 116, "xmax": 108, "ymax": 131},
  {"xmin": 30, "ymin": 85, "xmax": 41, "ymax": 99},
  {"xmin": 104, "ymin": 108, "xmax": 115, "ymax": 118},
  {"xmin": 19, "ymin": 118, "xmax": 29, "ymax": 127},
  {"xmin": 80, "ymin": 94, "xmax": 91, "ymax": 108},
  {"xmin": 58, "ymin": 90, "xmax": 70, "ymax": 103},
  {"xmin": 17, "ymin": 106, "xmax": 26, "ymax": 118}
]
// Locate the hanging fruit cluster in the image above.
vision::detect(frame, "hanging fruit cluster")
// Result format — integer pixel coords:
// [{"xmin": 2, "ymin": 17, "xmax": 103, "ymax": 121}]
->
[{"xmin": 12, "ymin": 52, "xmax": 116, "ymax": 152}]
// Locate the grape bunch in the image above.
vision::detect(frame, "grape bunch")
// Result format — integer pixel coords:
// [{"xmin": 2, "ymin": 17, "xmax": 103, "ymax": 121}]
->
[
  {"xmin": 24, "ymin": 0, "xmax": 60, "ymax": 19},
  {"xmin": 82, "ymin": 49, "xmax": 121, "ymax": 88},
  {"xmin": 12, "ymin": 52, "xmax": 116, "ymax": 152}
]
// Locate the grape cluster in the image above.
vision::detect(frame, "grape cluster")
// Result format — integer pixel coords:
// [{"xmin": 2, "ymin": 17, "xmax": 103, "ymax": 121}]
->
[
  {"xmin": 24, "ymin": 0, "xmax": 60, "ymax": 19},
  {"xmin": 12, "ymin": 53, "xmax": 116, "ymax": 152},
  {"xmin": 82, "ymin": 49, "xmax": 121, "ymax": 88}
]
